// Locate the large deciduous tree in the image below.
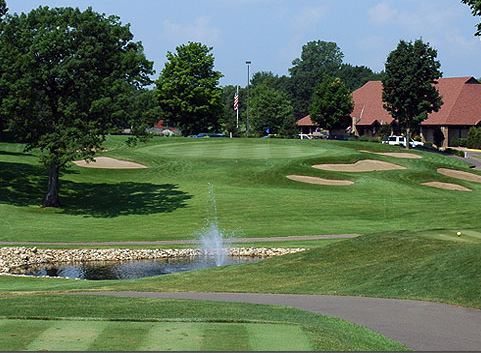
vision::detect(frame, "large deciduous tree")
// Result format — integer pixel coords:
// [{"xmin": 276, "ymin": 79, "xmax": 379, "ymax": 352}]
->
[
  {"xmin": 250, "ymin": 71, "xmax": 290, "ymax": 94},
  {"xmin": 337, "ymin": 64, "xmax": 385, "ymax": 92},
  {"xmin": 288, "ymin": 41, "xmax": 343, "ymax": 118},
  {"xmin": 382, "ymin": 40, "xmax": 443, "ymax": 149},
  {"xmin": 0, "ymin": 0, "xmax": 6, "ymax": 19},
  {"xmin": 156, "ymin": 42, "xmax": 223, "ymax": 136},
  {"xmin": 0, "ymin": 6, "xmax": 154, "ymax": 207},
  {"xmin": 309, "ymin": 76, "xmax": 353, "ymax": 131},
  {"xmin": 250, "ymin": 84, "xmax": 296, "ymax": 137},
  {"xmin": 463, "ymin": 0, "xmax": 481, "ymax": 35}
]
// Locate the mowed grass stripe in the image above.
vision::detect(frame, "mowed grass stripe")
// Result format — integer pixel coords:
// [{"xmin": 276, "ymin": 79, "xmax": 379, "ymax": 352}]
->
[
  {"xmin": 88, "ymin": 321, "xmax": 153, "ymax": 351},
  {"xmin": 0, "ymin": 319, "xmax": 53, "ymax": 351},
  {"xmin": 139, "ymin": 322, "xmax": 203, "ymax": 351},
  {"xmin": 246, "ymin": 323, "xmax": 313, "ymax": 351},
  {"xmin": 200, "ymin": 323, "xmax": 251, "ymax": 351},
  {"xmin": 27, "ymin": 321, "xmax": 107, "ymax": 351}
]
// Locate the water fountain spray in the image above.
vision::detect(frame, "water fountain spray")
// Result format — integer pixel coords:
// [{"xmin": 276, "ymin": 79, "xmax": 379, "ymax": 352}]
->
[{"xmin": 198, "ymin": 183, "xmax": 231, "ymax": 266}]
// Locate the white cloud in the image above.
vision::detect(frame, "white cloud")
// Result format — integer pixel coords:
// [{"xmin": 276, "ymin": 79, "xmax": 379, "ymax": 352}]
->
[
  {"xmin": 368, "ymin": 3, "xmax": 398, "ymax": 25},
  {"xmin": 162, "ymin": 17, "xmax": 221, "ymax": 46},
  {"xmin": 291, "ymin": 4, "xmax": 328, "ymax": 33},
  {"xmin": 278, "ymin": 3, "xmax": 329, "ymax": 64},
  {"xmin": 365, "ymin": 1, "xmax": 481, "ymax": 72},
  {"xmin": 368, "ymin": 2, "xmax": 459, "ymax": 32}
]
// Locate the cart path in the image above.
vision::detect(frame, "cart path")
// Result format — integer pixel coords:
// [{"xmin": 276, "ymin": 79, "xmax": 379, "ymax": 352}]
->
[
  {"xmin": 74, "ymin": 291, "xmax": 481, "ymax": 351},
  {"xmin": 0, "ymin": 234, "xmax": 358, "ymax": 247}
]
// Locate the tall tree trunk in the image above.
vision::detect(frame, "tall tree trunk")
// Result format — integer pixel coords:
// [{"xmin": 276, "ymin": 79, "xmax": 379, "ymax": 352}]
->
[
  {"xmin": 405, "ymin": 127, "xmax": 411, "ymax": 150},
  {"xmin": 43, "ymin": 164, "xmax": 60, "ymax": 208}
]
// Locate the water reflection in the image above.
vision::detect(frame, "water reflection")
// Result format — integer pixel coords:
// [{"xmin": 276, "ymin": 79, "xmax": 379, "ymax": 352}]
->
[{"xmin": 20, "ymin": 256, "xmax": 260, "ymax": 280}]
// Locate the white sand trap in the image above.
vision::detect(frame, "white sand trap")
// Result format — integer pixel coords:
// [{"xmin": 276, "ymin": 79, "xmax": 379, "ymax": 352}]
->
[
  {"xmin": 74, "ymin": 157, "xmax": 147, "ymax": 169},
  {"xmin": 360, "ymin": 150, "xmax": 422, "ymax": 159},
  {"xmin": 287, "ymin": 175, "xmax": 354, "ymax": 186},
  {"xmin": 438, "ymin": 168, "xmax": 481, "ymax": 184},
  {"xmin": 313, "ymin": 160, "xmax": 406, "ymax": 173},
  {"xmin": 422, "ymin": 182, "xmax": 471, "ymax": 192}
]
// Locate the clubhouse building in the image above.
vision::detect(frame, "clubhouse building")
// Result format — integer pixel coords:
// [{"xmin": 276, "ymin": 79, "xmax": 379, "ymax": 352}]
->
[{"xmin": 299, "ymin": 77, "xmax": 481, "ymax": 148}]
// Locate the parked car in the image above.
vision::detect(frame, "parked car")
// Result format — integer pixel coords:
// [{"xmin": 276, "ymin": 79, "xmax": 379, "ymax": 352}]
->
[
  {"xmin": 191, "ymin": 133, "xmax": 227, "ymax": 138},
  {"xmin": 298, "ymin": 133, "xmax": 313, "ymax": 140},
  {"xmin": 382, "ymin": 135, "xmax": 424, "ymax": 148}
]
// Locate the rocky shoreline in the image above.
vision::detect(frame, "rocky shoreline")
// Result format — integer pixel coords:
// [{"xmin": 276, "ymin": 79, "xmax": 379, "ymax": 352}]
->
[{"xmin": 0, "ymin": 247, "xmax": 306, "ymax": 276}]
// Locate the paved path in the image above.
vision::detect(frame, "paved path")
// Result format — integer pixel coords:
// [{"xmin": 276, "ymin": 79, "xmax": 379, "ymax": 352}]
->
[
  {"xmin": 465, "ymin": 151, "xmax": 481, "ymax": 170},
  {"xmin": 449, "ymin": 149, "xmax": 481, "ymax": 170},
  {"xmin": 75, "ymin": 291, "xmax": 481, "ymax": 351},
  {"xmin": 0, "ymin": 234, "xmax": 358, "ymax": 247}
]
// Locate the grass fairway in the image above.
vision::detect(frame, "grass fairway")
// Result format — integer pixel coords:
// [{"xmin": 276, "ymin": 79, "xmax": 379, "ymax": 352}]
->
[
  {"xmin": 1, "ymin": 137, "xmax": 481, "ymax": 242},
  {"xmin": 0, "ymin": 296, "xmax": 406, "ymax": 351}
]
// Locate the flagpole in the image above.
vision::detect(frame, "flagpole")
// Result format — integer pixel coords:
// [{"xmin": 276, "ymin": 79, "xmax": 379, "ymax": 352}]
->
[{"xmin": 236, "ymin": 85, "xmax": 239, "ymax": 129}]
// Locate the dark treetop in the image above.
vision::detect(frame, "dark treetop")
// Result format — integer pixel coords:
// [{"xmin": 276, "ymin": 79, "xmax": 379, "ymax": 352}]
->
[
  {"xmin": 249, "ymin": 84, "xmax": 296, "ymax": 137},
  {"xmin": 309, "ymin": 76, "xmax": 353, "ymax": 131},
  {"xmin": 288, "ymin": 41, "xmax": 343, "ymax": 119},
  {"xmin": 382, "ymin": 39, "xmax": 443, "ymax": 148},
  {"xmin": 0, "ymin": 5, "xmax": 154, "ymax": 207},
  {"xmin": 156, "ymin": 42, "xmax": 223, "ymax": 137}
]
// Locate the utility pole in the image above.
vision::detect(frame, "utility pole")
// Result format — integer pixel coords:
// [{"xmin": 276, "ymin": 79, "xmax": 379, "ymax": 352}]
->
[{"xmin": 246, "ymin": 60, "xmax": 251, "ymax": 135}]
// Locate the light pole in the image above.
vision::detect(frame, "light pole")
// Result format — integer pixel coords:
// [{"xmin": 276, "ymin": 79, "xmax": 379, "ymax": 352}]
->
[{"xmin": 246, "ymin": 60, "xmax": 251, "ymax": 135}]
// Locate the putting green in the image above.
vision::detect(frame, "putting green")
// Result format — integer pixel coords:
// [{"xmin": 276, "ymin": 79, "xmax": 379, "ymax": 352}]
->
[
  {"xmin": 0, "ymin": 319, "xmax": 313, "ymax": 351},
  {"xmin": 137, "ymin": 140, "xmax": 335, "ymax": 160}
]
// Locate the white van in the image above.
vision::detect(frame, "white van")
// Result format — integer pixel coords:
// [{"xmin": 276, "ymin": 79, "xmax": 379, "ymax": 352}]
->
[{"xmin": 382, "ymin": 136, "xmax": 424, "ymax": 148}]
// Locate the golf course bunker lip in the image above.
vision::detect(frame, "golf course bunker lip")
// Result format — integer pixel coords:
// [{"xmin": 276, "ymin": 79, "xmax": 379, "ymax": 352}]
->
[
  {"xmin": 287, "ymin": 175, "xmax": 354, "ymax": 186},
  {"xmin": 359, "ymin": 150, "xmax": 422, "ymax": 159},
  {"xmin": 438, "ymin": 168, "xmax": 481, "ymax": 184},
  {"xmin": 312, "ymin": 160, "xmax": 406, "ymax": 173},
  {"xmin": 421, "ymin": 182, "xmax": 472, "ymax": 192},
  {"xmin": 73, "ymin": 157, "xmax": 147, "ymax": 169}
]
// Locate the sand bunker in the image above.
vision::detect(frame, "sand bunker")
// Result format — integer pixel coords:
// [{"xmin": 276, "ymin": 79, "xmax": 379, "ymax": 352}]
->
[
  {"xmin": 438, "ymin": 168, "xmax": 481, "ymax": 184},
  {"xmin": 422, "ymin": 182, "xmax": 471, "ymax": 192},
  {"xmin": 73, "ymin": 157, "xmax": 147, "ymax": 169},
  {"xmin": 287, "ymin": 175, "xmax": 354, "ymax": 186},
  {"xmin": 360, "ymin": 150, "xmax": 422, "ymax": 159},
  {"xmin": 313, "ymin": 160, "xmax": 406, "ymax": 173}
]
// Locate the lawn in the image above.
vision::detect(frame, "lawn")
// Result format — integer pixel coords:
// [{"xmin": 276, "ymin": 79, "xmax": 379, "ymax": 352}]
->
[
  {"xmin": 1, "ymin": 137, "xmax": 480, "ymax": 351},
  {"xmin": 1, "ymin": 137, "xmax": 480, "ymax": 243},
  {"xmin": 0, "ymin": 295, "xmax": 407, "ymax": 351}
]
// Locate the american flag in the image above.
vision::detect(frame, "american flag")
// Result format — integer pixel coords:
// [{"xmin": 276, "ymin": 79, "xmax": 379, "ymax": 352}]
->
[{"xmin": 233, "ymin": 92, "xmax": 239, "ymax": 111}]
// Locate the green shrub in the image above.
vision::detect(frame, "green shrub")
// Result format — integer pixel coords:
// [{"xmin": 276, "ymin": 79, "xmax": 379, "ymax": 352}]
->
[
  {"xmin": 451, "ymin": 138, "xmax": 467, "ymax": 148},
  {"xmin": 446, "ymin": 148, "xmax": 466, "ymax": 157},
  {"xmin": 378, "ymin": 124, "xmax": 392, "ymax": 140},
  {"xmin": 466, "ymin": 127, "xmax": 481, "ymax": 149}
]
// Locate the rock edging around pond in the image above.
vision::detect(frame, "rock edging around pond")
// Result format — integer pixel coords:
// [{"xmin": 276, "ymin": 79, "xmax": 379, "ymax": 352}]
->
[{"xmin": 0, "ymin": 247, "xmax": 306, "ymax": 275}]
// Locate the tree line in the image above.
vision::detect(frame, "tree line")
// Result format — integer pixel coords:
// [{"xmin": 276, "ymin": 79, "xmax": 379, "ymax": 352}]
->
[{"xmin": 0, "ymin": 0, "xmax": 479, "ymax": 206}]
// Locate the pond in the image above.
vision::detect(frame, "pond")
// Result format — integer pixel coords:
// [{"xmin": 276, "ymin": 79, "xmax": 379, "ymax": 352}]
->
[{"xmin": 17, "ymin": 256, "xmax": 261, "ymax": 280}]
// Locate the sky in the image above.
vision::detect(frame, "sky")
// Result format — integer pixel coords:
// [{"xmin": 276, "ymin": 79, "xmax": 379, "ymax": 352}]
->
[{"xmin": 6, "ymin": 0, "xmax": 481, "ymax": 86}]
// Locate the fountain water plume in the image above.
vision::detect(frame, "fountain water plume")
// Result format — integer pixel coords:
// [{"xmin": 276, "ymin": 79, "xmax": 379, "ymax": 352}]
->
[{"xmin": 198, "ymin": 184, "xmax": 232, "ymax": 266}]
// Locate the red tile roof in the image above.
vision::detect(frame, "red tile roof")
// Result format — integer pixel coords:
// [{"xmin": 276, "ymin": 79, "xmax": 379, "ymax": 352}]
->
[
  {"xmin": 352, "ymin": 77, "xmax": 481, "ymax": 127},
  {"xmin": 352, "ymin": 81, "xmax": 394, "ymax": 126},
  {"xmin": 297, "ymin": 115, "xmax": 317, "ymax": 127},
  {"xmin": 423, "ymin": 77, "xmax": 481, "ymax": 126}
]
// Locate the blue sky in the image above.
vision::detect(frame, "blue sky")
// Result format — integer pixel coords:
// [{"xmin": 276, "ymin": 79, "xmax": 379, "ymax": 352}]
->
[{"xmin": 7, "ymin": 0, "xmax": 481, "ymax": 85}]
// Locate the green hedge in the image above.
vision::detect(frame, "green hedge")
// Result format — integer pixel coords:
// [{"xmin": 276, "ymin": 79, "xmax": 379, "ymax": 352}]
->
[{"xmin": 467, "ymin": 127, "xmax": 481, "ymax": 149}]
